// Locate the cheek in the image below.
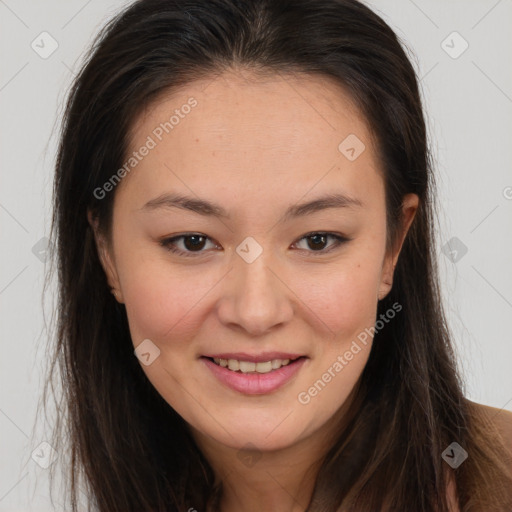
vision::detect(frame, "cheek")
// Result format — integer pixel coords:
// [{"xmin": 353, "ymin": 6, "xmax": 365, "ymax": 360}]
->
[
  {"xmin": 293, "ymin": 252, "xmax": 383, "ymax": 338},
  {"xmin": 119, "ymin": 257, "xmax": 215, "ymax": 347}
]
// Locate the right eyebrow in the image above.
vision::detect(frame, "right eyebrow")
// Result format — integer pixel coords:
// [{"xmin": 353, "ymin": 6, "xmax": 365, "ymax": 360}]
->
[{"xmin": 141, "ymin": 192, "xmax": 230, "ymax": 218}]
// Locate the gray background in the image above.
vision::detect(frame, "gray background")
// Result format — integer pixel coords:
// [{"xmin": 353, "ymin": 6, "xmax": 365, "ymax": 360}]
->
[{"xmin": 1, "ymin": 0, "xmax": 511, "ymax": 509}]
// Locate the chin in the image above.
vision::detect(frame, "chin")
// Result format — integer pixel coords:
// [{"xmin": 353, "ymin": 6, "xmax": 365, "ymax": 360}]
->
[{"xmin": 202, "ymin": 412, "xmax": 311, "ymax": 452}]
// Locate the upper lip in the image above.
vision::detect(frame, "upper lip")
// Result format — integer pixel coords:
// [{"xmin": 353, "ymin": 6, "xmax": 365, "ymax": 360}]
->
[{"xmin": 202, "ymin": 352, "xmax": 305, "ymax": 363}]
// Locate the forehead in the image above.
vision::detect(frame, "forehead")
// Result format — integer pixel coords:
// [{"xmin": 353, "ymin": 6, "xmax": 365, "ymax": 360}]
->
[{"xmin": 120, "ymin": 68, "xmax": 383, "ymax": 211}]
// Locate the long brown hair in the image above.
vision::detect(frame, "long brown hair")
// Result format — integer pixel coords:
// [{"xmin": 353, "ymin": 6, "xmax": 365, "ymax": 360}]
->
[{"xmin": 42, "ymin": 0, "xmax": 512, "ymax": 510}]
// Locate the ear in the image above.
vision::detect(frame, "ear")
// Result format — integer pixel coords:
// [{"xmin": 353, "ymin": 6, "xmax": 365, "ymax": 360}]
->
[
  {"xmin": 378, "ymin": 193, "xmax": 419, "ymax": 301},
  {"xmin": 87, "ymin": 209, "xmax": 124, "ymax": 303}
]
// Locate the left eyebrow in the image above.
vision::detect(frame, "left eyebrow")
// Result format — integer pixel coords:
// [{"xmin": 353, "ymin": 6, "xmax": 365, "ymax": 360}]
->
[
  {"xmin": 139, "ymin": 191, "xmax": 364, "ymax": 221},
  {"xmin": 280, "ymin": 193, "xmax": 363, "ymax": 223}
]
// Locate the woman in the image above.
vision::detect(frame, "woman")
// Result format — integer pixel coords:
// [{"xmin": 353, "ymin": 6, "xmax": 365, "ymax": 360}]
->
[{"xmin": 44, "ymin": 0, "xmax": 512, "ymax": 510}]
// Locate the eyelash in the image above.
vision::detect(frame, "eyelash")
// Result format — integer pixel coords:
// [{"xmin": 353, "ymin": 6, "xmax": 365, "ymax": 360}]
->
[{"xmin": 159, "ymin": 232, "xmax": 351, "ymax": 258}]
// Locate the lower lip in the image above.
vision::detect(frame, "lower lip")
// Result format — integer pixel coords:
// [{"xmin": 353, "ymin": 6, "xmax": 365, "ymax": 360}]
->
[{"xmin": 201, "ymin": 357, "xmax": 307, "ymax": 395}]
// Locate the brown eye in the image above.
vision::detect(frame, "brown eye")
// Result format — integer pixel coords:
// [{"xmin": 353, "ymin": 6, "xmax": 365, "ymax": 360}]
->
[
  {"xmin": 306, "ymin": 234, "xmax": 329, "ymax": 251},
  {"xmin": 181, "ymin": 235, "xmax": 207, "ymax": 251},
  {"xmin": 160, "ymin": 232, "xmax": 350, "ymax": 258},
  {"xmin": 160, "ymin": 234, "xmax": 217, "ymax": 257},
  {"xmin": 294, "ymin": 232, "xmax": 350, "ymax": 254}
]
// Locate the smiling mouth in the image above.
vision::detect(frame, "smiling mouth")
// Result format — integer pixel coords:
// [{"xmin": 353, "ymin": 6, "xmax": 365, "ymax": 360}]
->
[{"xmin": 204, "ymin": 356, "xmax": 305, "ymax": 374}]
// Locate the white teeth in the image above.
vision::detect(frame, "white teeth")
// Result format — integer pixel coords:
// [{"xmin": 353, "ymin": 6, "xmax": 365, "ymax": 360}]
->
[
  {"xmin": 239, "ymin": 361, "xmax": 256, "ymax": 373},
  {"xmin": 212, "ymin": 357, "xmax": 295, "ymax": 373},
  {"xmin": 254, "ymin": 361, "xmax": 272, "ymax": 373},
  {"xmin": 227, "ymin": 359, "xmax": 239, "ymax": 371}
]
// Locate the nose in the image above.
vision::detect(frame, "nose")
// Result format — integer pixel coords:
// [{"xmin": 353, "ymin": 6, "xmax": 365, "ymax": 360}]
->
[{"xmin": 215, "ymin": 248, "xmax": 294, "ymax": 336}]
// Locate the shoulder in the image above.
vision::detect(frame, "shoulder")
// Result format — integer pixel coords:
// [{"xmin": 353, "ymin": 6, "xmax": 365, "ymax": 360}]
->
[
  {"xmin": 446, "ymin": 401, "xmax": 512, "ymax": 511},
  {"xmin": 466, "ymin": 400, "xmax": 512, "ymax": 450}
]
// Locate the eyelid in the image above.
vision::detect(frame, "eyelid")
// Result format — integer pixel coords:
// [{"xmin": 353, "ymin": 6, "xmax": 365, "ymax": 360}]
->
[{"xmin": 160, "ymin": 231, "xmax": 351, "ymax": 257}]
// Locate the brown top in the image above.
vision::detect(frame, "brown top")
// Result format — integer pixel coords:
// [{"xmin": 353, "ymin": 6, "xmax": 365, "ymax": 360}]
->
[
  {"xmin": 446, "ymin": 401, "xmax": 512, "ymax": 512},
  {"xmin": 469, "ymin": 400, "xmax": 512, "ymax": 449}
]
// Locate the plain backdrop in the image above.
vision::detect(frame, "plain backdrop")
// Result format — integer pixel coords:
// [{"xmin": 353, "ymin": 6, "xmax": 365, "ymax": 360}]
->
[{"xmin": 1, "ymin": 0, "xmax": 511, "ymax": 510}]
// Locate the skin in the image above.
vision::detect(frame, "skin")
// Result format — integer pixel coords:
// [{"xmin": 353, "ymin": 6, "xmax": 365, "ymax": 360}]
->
[{"xmin": 90, "ymin": 68, "xmax": 419, "ymax": 512}]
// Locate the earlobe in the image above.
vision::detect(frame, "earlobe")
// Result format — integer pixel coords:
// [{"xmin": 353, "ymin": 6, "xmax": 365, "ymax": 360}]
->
[
  {"xmin": 378, "ymin": 262, "xmax": 394, "ymax": 301},
  {"xmin": 87, "ymin": 210, "xmax": 124, "ymax": 303}
]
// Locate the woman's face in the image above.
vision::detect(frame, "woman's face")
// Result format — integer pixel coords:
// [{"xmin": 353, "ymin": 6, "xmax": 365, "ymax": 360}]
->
[{"xmin": 93, "ymin": 69, "xmax": 417, "ymax": 452}]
